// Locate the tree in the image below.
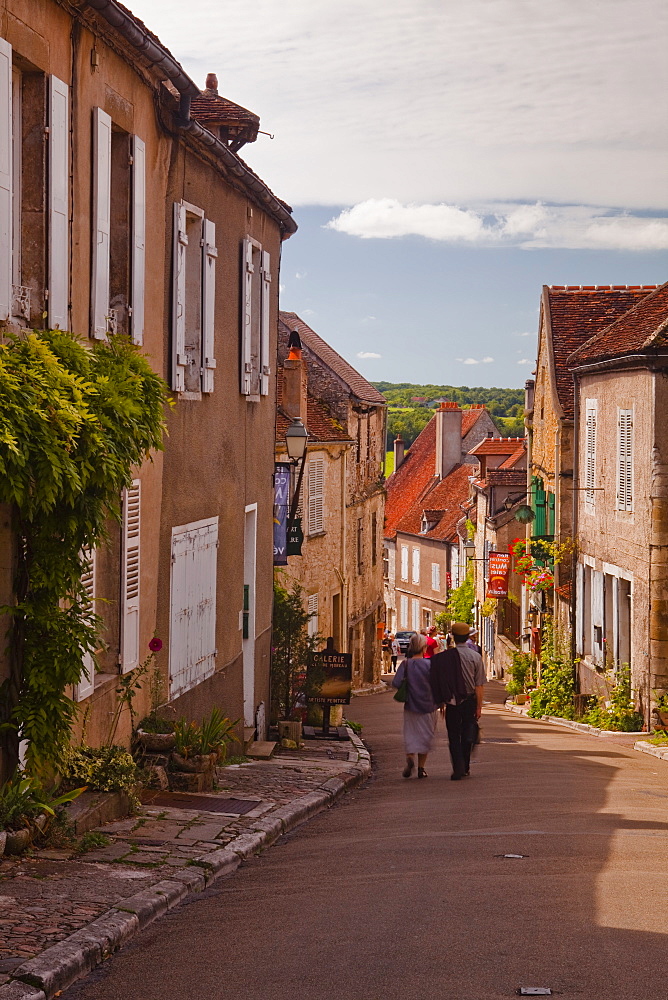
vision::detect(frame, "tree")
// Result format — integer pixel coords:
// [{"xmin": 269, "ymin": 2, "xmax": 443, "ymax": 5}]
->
[{"xmin": 271, "ymin": 577, "xmax": 320, "ymax": 722}]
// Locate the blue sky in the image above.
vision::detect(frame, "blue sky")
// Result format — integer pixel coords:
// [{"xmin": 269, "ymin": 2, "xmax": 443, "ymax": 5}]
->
[{"xmin": 131, "ymin": 0, "xmax": 668, "ymax": 388}]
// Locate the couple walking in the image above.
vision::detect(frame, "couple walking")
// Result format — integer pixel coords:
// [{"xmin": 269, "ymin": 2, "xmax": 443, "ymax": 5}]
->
[{"xmin": 391, "ymin": 623, "xmax": 485, "ymax": 780}]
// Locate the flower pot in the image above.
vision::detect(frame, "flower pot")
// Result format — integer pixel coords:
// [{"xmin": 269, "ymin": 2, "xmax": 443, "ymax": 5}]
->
[
  {"xmin": 170, "ymin": 751, "xmax": 216, "ymax": 774},
  {"xmin": 5, "ymin": 827, "xmax": 32, "ymax": 855},
  {"xmin": 137, "ymin": 730, "xmax": 177, "ymax": 752},
  {"xmin": 278, "ymin": 720, "xmax": 302, "ymax": 745},
  {"xmin": 655, "ymin": 709, "xmax": 668, "ymax": 730}
]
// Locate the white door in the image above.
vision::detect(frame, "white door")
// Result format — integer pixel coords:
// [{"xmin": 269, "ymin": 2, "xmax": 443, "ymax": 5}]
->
[
  {"xmin": 170, "ymin": 517, "xmax": 218, "ymax": 698},
  {"xmin": 243, "ymin": 506, "xmax": 257, "ymax": 728}
]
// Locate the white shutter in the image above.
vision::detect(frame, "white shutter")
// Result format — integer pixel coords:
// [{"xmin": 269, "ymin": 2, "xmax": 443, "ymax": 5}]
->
[
  {"xmin": 171, "ymin": 202, "xmax": 187, "ymax": 391},
  {"xmin": 91, "ymin": 107, "xmax": 111, "ymax": 339},
  {"xmin": 241, "ymin": 237, "xmax": 253, "ymax": 394},
  {"xmin": 400, "ymin": 594, "xmax": 408, "ymax": 629},
  {"xmin": 130, "ymin": 134, "xmax": 145, "ymax": 345},
  {"xmin": 412, "ymin": 547, "xmax": 420, "ymax": 585},
  {"xmin": 575, "ymin": 562, "xmax": 585, "ymax": 656},
  {"xmin": 400, "ymin": 544, "xmax": 408, "ymax": 581},
  {"xmin": 307, "ymin": 593, "xmax": 319, "ymax": 637},
  {"xmin": 584, "ymin": 401, "xmax": 597, "ymax": 505},
  {"xmin": 48, "ymin": 76, "xmax": 69, "ymax": 329},
  {"xmin": 121, "ymin": 480, "xmax": 141, "ymax": 672},
  {"xmin": 169, "ymin": 518, "xmax": 218, "ymax": 698},
  {"xmin": 74, "ymin": 549, "xmax": 96, "ymax": 701},
  {"xmin": 307, "ymin": 459, "xmax": 324, "ymax": 534},
  {"xmin": 411, "ymin": 598, "xmax": 420, "ymax": 631},
  {"xmin": 201, "ymin": 217, "xmax": 217, "ymax": 392},
  {"xmin": 260, "ymin": 249, "xmax": 271, "ymax": 395},
  {"xmin": 0, "ymin": 38, "xmax": 12, "ymax": 321},
  {"xmin": 617, "ymin": 409, "xmax": 633, "ymax": 511},
  {"xmin": 592, "ymin": 569, "xmax": 604, "ymax": 665},
  {"xmin": 432, "ymin": 562, "xmax": 440, "ymax": 592}
]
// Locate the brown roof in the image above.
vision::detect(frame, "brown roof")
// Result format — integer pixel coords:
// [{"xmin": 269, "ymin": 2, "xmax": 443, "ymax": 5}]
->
[
  {"xmin": 498, "ymin": 442, "xmax": 527, "ymax": 469},
  {"xmin": 279, "ymin": 312, "xmax": 386, "ymax": 405},
  {"xmin": 275, "ymin": 369, "xmax": 349, "ymax": 444},
  {"xmin": 544, "ymin": 285, "xmax": 657, "ymax": 417},
  {"xmin": 190, "ymin": 93, "xmax": 259, "ymax": 146},
  {"xmin": 486, "ymin": 468, "xmax": 527, "ymax": 487},
  {"xmin": 461, "ymin": 407, "xmax": 488, "ymax": 436},
  {"xmin": 396, "ymin": 465, "xmax": 472, "ymax": 543},
  {"xmin": 468, "ymin": 437, "xmax": 524, "ymax": 456},
  {"xmin": 568, "ymin": 280, "xmax": 668, "ymax": 366}
]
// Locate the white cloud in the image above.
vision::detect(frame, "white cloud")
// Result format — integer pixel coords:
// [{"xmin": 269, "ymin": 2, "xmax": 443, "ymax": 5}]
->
[
  {"xmin": 327, "ymin": 200, "xmax": 668, "ymax": 250},
  {"xmin": 514, "ymin": 331, "xmax": 535, "ymax": 337},
  {"xmin": 517, "ymin": 359, "xmax": 533, "ymax": 364},
  {"xmin": 295, "ymin": 272, "xmax": 307, "ymax": 279},
  {"xmin": 357, "ymin": 351, "xmax": 381, "ymax": 359},
  {"xmin": 456, "ymin": 356, "xmax": 494, "ymax": 365},
  {"xmin": 301, "ymin": 308, "xmax": 315, "ymax": 317}
]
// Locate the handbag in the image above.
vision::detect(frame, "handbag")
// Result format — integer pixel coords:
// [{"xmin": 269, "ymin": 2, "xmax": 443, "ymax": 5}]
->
[{"xmin": 393, "ymin": 661, "xmax": 409, "ymax": 703}]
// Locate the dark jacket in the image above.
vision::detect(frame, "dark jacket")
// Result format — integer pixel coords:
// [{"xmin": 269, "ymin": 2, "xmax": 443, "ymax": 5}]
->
[{"xmin": 429, "ymin": 647, "xmax": 470, "ymax": 706}]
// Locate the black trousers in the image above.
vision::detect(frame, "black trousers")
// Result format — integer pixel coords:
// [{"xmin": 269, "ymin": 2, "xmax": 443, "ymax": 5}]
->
[{"xmin": 445, "ymin": 696, "xmax": 477, "ymax": 777}]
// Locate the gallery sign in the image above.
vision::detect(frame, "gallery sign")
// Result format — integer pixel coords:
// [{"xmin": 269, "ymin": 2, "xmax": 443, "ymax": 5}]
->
[
  {"xmin": 307, "ymin": 649, "xmax": 353, "ymax": 705},
  {"xmin": 486, "ymin": 551, "xmax": 511, "ymax": 598},
  {"xmin": 273, "ymin": 463, "xmax": 291, "ymax": 565}
]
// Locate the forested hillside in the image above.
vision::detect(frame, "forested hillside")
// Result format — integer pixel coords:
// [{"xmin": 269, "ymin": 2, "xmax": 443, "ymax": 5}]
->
[{"xmin": 372, "ymin": 382, "xmax": 525, "ymax": 450}]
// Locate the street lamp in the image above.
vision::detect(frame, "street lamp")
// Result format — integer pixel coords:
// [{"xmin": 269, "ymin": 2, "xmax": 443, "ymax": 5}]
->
[{"xmin": 285, "ymin": 417, "xmax": 308, "ymax": 532}]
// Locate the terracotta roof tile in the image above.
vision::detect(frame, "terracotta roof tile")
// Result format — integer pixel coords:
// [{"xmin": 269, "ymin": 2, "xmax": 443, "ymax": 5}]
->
[
  {"xmin": 462, "ymin": 408, "xmax": 486, "ymax": 435},
  {"xmin": 276, "ymin": 369, "xmax": 349, "ymax": 443},
  {"xmin": 544, "ymin": 285, "xmax": 657, "ymax": 417},
  {"xmin": 468, "ymin": 437, "xmax": 524, "ymax": 456},
  {"xmin": 486, "ymin": 468, "xmax": 527, "ymax": 487},
  {"xmin": 279, "ymin": 312, "xmax": 386, "ymax": 404},
  {"xmin": 568, "ymin": 280, "xmax": 668, "ymax": 366},
  {"xmin": 396, "ymin": 465, "xmax": 472, "ymax": 542},
  {"xmin": 498, "ymin": 442, "xmax": 527, "ymax": 469},
  {"xmin": 385, "ymin": 418, "xmax": 439, "ymax": 540},
  {"xmin": 191, "ymin": 93, "xmax": 259, "ymax": 128}
]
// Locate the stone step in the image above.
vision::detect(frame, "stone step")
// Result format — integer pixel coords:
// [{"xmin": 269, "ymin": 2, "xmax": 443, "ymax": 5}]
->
[{"xmin": 246, "ymin": 741, "xmax": 277, "ymax": 760}]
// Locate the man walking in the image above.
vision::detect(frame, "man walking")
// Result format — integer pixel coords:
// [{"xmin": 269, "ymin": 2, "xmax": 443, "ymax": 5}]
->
[{"xmin": 429, "ymin": 622, "xmax": 485, "ymax": 780}]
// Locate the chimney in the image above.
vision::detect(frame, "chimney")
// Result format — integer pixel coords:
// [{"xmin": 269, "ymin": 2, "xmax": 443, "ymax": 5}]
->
[
  {"xmin": 393, "ymin": 435, "xmax": 405, "ymax": 470},
  {"xmin": 204, "ymin": 73, "xmax": 219, "ymax": 96},
  {"xmin": 282, "ymin": 330, "xmax": 307, "ymax": 423},
  {"xmin": 525, "ymin": 378, "xmax": 535, "ymax": 415},
  {"xmin": 435, "ymin": 401, "xmax": 462, "ymax": 480}
]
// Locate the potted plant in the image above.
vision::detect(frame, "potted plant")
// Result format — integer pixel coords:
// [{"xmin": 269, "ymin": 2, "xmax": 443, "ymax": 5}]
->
[
  {"xmin": 135, "ymin": 712, "xmax": 176, "ymax": 752},
  {"xmin": 168, "ymin": 709, "xmax": 238, "ymax": 791},
  {"xmin": 0, "ymin": 771, "xmax": 84, "ymax": 856}
]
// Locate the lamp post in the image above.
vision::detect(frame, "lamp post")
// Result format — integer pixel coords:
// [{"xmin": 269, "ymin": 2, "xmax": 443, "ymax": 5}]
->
[{"xmin": 285, "ymin": 417, "xmax": 308, "ymax": 533}]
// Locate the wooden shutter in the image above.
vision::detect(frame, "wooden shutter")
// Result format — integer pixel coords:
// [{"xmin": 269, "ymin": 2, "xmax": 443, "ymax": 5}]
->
[
  {"xmin": 575, "ymin": 562, "xmax": 585, "ymax": 655},
  {"xmin": 120, "ymin": 480, "xmax": 141, "ymax": 672},
  {"xmin": 585, "ymin": 403, "xmax": 597, "ymax": 503},
  {"xmin": 432, "ymin": 562, "xmax": 440, "ymax": 592},
  {"xmin": 201, "ymin": 218, "xmax": 217, "ymax": 392},
  {"xmin": 400, "ymin": 594, "xmax": 408, "ymax": 628},
  {"xmin": 307, "ymin": 459, "xmax": 324, "ymax": 534},
  {"xmin": 241, "ymin": 237, "xmax": 253, "ymax": 394},
  {"xmin": 400, "ymin": 544, "xmax": 408, "ymax": 581},
  {"xmin": 171, "ymin": 202, "xmax": 187, "ymax": 391},
  {"xmin": 74, "ymin": 549, "xmax": 96, "ymax": 701},
  {"xmin": 617, "ymin": 409, "xmax": 633, "ymax": 511},
  {"xmin": 0, "ymin": 38, "xmax": 11, "ymax": 321},
  {"xmin": 48, "ymin": 76, "xmax": 69, "ymax": 329},
  {"xmin": 260, "ymin": 250, "xmax": 271, "ymax": 395},
  {"xmin": 533, "ymin": 478, "xmax": 546, "ymax": 535},
  {"xmin": 412, "ymin": 547, "xmax": 420, "ymax": 584},
  {"xmin": 411, "ymin": 598, "xmax": 420, "ymax": 630},
  {"xmin": 169, "ymin": 518, "xmax": 218, "ymax": 698},
  {"xmin": 307, "ymin": 593, "xmax": 318, "ymax": 637},
  {"xmin": 130, "ymin": 134, "xmax": 145, "ymax": 345},
  {"xmin": 91, "ymin": 107, "xmax": 111, "ymax": 339}
]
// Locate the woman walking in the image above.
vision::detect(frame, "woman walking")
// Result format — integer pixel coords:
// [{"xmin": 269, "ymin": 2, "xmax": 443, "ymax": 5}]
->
[{"xmin": 392, "ymin": 633, "xmax": 437, "ymax": 779}]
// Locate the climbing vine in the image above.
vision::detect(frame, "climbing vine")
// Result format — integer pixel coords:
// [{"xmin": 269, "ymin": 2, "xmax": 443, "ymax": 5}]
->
[{"xmin": 0, "ymin": 330, "xmax": 169, "ymax": 772}]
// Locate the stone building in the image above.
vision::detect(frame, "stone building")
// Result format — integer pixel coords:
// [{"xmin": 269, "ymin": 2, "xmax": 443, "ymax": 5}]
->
[
  {"xmin": 384, "ymin": 403, "xmax": 498, "ymax": 633},
  {"xmin": 0, "ymin": 0, "xmax": 296, "ymax": 773},
  {"xmin": 567, "ymin": 282, "xmax": 668, "ymax": 724},
  {"xmin": 275, "ymin": 312, "xmax": 387, "ymax": 688}
]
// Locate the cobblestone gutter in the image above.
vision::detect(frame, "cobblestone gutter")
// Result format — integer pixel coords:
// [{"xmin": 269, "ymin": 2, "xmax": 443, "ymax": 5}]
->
[{"xmin": 0, "ymin": 730, "xmax": 370, "ymax": 1000}]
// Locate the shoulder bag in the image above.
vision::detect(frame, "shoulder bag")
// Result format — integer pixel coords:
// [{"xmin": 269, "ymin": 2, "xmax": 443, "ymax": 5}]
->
[{"xmin": 393, "ymin": 660, "xmax": 410, "ymax": 703}]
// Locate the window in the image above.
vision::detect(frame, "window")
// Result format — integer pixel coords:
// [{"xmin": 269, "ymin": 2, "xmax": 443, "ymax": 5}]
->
[
  {"xmin": 172, "ymin": 201, "xmax": 217, "ymax": 393},
  {"xmin": 498, "ymin": 598, "xmax": 520, "ymax": 645},
  {"xmin": 617, "ymin": 408, "xmax": 633, "ymax": 511},
  {"xmin": 382, "ymin": 547, "xmax": 389, "ymax": 579},
  {"xmin": 400, "ymin": 594, "xmax": 408, "ymax": 629},
  {"xmin": 307, "ymin": 593, "xmax": 319, "ymax": 637},
  {"xmin": 400, "ymin": 544, "xmax": 408, "ymax": 582},
  {"xmin": 241, "ymin": 237, "xmax": 271, "ymax": 396},
  {"xmin": 120, "ymin": 481, "xmax": 141, "ymax": 673},
  {"xmin": 431, "ymin": 562, "xmax": 440, "ymax": 592},
  {"xmin": 0, "ymin": 42, "xmax": 66, "ymax": 327},
  {"xmin": 92, "ymin": 109, "xmax": 146, "ymax": 343},
  {"xmin": 307, "ymin": 459, "xmax": 324, "ymax": 535},
  {"xmin": 584, "ymin": 400, "xmax": 597, "ymax": 506},
  {"xmin": 169, "ymin": 517, "xmax": 219, "ymax": 697},
  {"xmin": 371, "ymin": 512, "xmax": 377, "ymax": 566},
  {"xmin": 422, "ymin": 608, "xmax": 432, "ymax": 629},
  {"xmin": 411, "ymin": 598, "xmax": 420, "ymax": 630},
  {"xmin": 357, "ymin": 517, "xmax": 364, "ymax": 573},
  {"xmin": 412, "ymin": 547, "xmax": 420, "ymax": 585}
]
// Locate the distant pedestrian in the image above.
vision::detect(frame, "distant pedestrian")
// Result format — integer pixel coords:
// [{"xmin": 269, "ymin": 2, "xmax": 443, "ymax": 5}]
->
[
  {"xmin": 390, "ymin": 634, "xmax": 401, "ymax": 671},
  {"xmin": 381, "ymin": 632, "xmax": 392, "ymax": 673},
  {"xmin": 424, "ymin": 626, "xmax": 439, "ymax": 658},
  {"xmin": 465, "ymin": 626, "xmax": 482, "ymax": 654},
  {"xmin": 392, "ymin": 633, "xmax": 437, "ymax": 779},
  {"xmin": 430, "ymin": 622, "xmax": 485, "ymax": 781}
]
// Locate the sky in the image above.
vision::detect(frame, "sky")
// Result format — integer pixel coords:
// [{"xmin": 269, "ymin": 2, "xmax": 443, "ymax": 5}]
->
[{"xmin": 132, "ymin": 0, "xmax": 668, "ymax": 387}]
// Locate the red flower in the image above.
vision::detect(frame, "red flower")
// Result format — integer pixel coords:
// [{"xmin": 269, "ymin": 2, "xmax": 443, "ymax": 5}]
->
[{"xmin": 149, "ymin": 637, "xmax": 163, "ymax": 653}]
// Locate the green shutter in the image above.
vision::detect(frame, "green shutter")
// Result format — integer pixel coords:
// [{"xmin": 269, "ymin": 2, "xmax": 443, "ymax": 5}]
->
[
  {"xmin": 547, "ymin": 492, "xmax": 555, "ymax": 536},
  {"xmin": 532, "ymin": 477, "xmax": 547, "ymax": 537}
]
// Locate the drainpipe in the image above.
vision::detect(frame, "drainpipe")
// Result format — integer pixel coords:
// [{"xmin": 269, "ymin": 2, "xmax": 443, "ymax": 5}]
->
[
  {"xmin": 571, "ymin": 373, "xmax": 580, "ymax": 686},
  {"xmin": 649, "ymin": 386, "xmax": 668, "ymax": 725}
]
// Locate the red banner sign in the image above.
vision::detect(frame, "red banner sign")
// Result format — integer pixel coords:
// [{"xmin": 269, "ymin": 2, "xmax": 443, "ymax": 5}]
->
[{"xmin": 487, "ymin": 551, "xmax": 511, "ymax": 598}]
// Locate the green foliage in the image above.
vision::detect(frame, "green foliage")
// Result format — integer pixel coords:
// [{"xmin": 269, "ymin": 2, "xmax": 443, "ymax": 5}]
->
[
  {"xmin": 0, "ymin": 770, "xmax": 85, "ymax": 830},
  {"xmin": 445, "ymin": 569, "xmax": 474, "ymax": 626},
  {"xmin": 60, "ymin": 744, "xmax": 138, "ymax": 795},
  {"xmin": 76, "ymin": 831, "xmax": 111, "ymax": 854},
  {"xmin": 528, "ymin": 617, "xmax": 576, "ymax": 719},
  {"xmin": 580, "ymin": 664, "xmax": 644, "ymax": 732},
  {"xmin": 345, "ymin": 719, "xmax": 363, "ymax": 735},
  {"xmin": 506, "ymin": 651, "xmax": 534, "ymax": 695},
  {"xmin": 464, "ymin": 518, "xmax": 476, "ymax": 540},
  {"xmin": 137, "ymin": 713, "xmax": 174, "ymax": 735},
  {"xmin": 173, "ymin": 708, "xmax": 238, "ymax": 759},
  {"xmin": 271, "ymin": 575, "xmax": 321, "ymax": 721},
  {"xmin": 0, "ymin": 330, "xmax": 169, "ymax": 770},
  {"xmin": 434, "ymin": 610, "xmax": 450, "ymax": 634}
]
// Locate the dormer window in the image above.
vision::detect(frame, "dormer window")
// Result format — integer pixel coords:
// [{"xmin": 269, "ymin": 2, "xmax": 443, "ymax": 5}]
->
[
  {"xmin": 420, "ymin": 509, "xmax": 443, "ymax": 534},
  {"xmin": 420, "ymin": 514, "xmax": 431, "ymax": 534}
]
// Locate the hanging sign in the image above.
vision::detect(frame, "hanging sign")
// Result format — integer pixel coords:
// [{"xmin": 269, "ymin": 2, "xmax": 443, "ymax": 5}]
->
[
  {"xmin": 273, "ymin": 463, "xmax": 291, "ymax": 565},
  {"xmin": 287, "ymin": 517, "xmax": 303, "ymax": 556},
  {"xmin": 486, "ymin": 551, "xmax": 511, "ymax": 598},
  {"xmin": 307, "ymin": 649, "xmax": 353, "ymax": 705}
]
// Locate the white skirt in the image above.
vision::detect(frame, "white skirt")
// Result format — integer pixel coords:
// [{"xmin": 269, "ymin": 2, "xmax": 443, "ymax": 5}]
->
[{"xmin": 403, "ymin": 709, "xmax": 437, "ymax": 754}]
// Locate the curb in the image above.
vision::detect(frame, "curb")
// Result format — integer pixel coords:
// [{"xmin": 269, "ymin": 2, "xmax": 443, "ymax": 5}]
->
[
  {"xmin": 1, "ymin": 729, "xmax": 371, "ymax": 1000},
  {"xmin": 633, "ymin": 740, "xmax": 668, "ymax": 761}
]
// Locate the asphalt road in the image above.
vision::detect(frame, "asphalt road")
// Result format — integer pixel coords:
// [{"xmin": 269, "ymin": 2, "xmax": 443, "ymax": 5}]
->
[{"xmin": 66, "ymin": 683, "xmax": 668, "ymax": 1000}]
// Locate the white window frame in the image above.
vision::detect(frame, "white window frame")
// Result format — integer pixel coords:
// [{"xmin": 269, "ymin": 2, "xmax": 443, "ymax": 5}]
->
[
  {"xmin": 400, "ymin": 544, "xmax": 408, "ymax": 582},
  {"xmin": 307, "ymin": 593, "xmax": 319, "ymax": 637},
  {"xmin": 616, "ymin": 408, "xmax": 633, "ymax": 512},
  {"xmin": 172, "ymin": 200, "xmax": 216, "ymax": 394},
  {"xmin": 48, "ymin": 75, "xmax": 69, "ymax": 329},
  {"xmin": 307, "ymin": 458, "xmax": 324, "ymax": 535},
  {"xmin": 431, "ymin": 562, "xmax": 440, "ymax": 592},
  {"xmin": 169, "ymin": 516, "xmax": 219, "ymax": 698},
  {"xmin": 130, "ymin": 134, "xmax": 146, "ymax": 345},
  {"xmin": 412, "ymin": 546, "xmax": 420, "ymax": 585},
  {"xmin": 241, "ymin": 236, "xmax": 271, "ymax": 397},
  {"xmin": 584, "ymin": 399, "xmax": 597, "ymax": 508}
]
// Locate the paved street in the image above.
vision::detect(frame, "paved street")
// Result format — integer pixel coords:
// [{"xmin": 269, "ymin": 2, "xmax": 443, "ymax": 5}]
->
[{"xmin": 66, "ymin": 683, "xmax": 668, "ymax": 1000}]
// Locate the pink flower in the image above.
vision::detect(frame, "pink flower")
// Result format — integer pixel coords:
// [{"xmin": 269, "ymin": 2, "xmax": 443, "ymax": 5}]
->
[{"xmin": 149, "ymin": 637, "xmax": 163, "ymax": 653}]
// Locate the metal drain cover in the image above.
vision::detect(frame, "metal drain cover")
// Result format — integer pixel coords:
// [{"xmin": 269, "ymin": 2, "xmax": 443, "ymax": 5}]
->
[{"xmin": 518, "ymin": 989, "xmax": 552, "ymax": 996}]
